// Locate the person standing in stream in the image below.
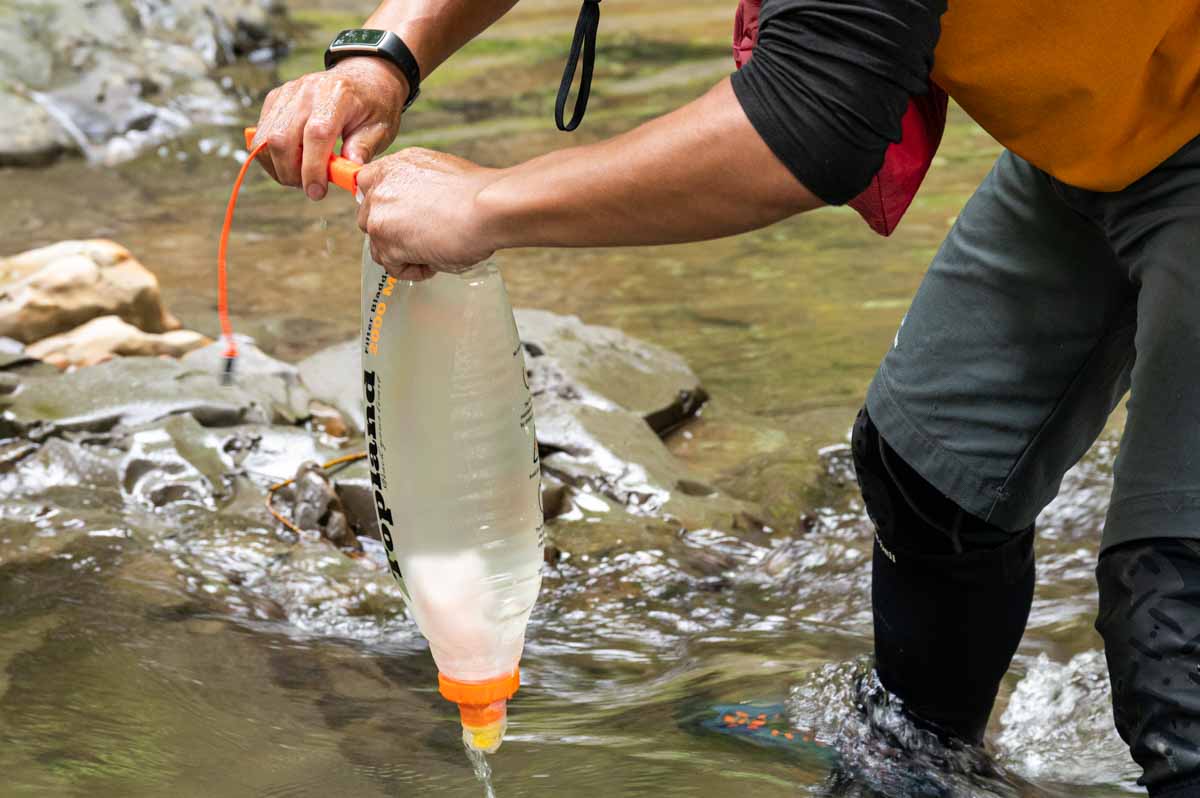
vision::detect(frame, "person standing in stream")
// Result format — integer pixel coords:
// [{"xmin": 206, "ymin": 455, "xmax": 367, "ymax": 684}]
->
[{"xmin": 252, "ymin": 1, "xmax": 1200, "ymax": 794}]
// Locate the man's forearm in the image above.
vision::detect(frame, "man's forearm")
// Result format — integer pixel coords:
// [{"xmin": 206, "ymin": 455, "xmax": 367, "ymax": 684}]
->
[
  {"xmin": 477, "ymin": 79, "xmax": 824, "ymax": 251},
  {"xmin": 365, "ymin": 0, "xmax": 518, "ymax": 79}
]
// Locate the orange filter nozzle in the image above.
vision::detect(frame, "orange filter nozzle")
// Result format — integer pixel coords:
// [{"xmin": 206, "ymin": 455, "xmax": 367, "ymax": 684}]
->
[
  {"xmin": 242, "ymin": 127, "xmax": 362, "ymax": 195},
  {"xmin": 439, "ymin": 670, "xmax": 521, "ymax": 753}
]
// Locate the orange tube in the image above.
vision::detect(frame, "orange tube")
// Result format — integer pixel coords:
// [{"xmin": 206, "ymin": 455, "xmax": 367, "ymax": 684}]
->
[{"xmin": 242, "ymin": 127, "xmax": 362, "ymax": 194}]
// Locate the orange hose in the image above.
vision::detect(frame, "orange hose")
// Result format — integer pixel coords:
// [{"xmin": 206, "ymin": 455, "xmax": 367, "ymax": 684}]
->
[{"xmin": 217, "ymin": 141, "xmax": 269, "ymax": 380}]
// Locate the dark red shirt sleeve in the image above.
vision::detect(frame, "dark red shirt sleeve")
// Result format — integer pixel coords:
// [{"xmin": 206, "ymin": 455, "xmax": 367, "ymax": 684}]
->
[{"xmin": 730, "ymin": 0, "xmax": 946, "ymax": 205}]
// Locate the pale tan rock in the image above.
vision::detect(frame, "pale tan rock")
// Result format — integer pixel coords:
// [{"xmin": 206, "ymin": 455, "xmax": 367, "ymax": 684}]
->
[
  {"xmin": 0, "ymin": 240, "xmax": 180, "ymax": 344},
  {"xmin": 26, "ymin": 315, "xmax": 209, "ymax": 369}
]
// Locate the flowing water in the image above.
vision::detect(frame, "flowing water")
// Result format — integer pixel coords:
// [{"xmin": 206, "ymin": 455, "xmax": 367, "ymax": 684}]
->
[
  {"xmin": 0, "ymin": 1, "xmax": 1142, "ymax": 795},
  {"xmin": 465, "ymin": 745, "xmax": 498, "ymax": 798}
]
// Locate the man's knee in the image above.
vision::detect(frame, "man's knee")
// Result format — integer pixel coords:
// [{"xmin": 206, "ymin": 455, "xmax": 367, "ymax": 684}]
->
[
  {"xmin": 851, "ymin": 405, "xmax": 1021, "ymax": 558},
  {"xmin": 1097, "ymin": 538, "xmax": 1200, "ymax": 796}
]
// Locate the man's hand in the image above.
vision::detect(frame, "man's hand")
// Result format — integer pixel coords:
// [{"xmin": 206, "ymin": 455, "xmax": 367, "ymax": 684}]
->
[
  {"xmin": 252, "ymin": 58, "xmax": 408, "ymax": 200},
  {"xmin": 356, "ymin": 148, "xmax": 501, "ymax": 280}
]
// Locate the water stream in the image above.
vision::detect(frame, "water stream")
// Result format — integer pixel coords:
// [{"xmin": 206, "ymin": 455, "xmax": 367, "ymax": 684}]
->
[{"xmin": 465, "ymin": 745, "xmax": 498, "ymax": 798}]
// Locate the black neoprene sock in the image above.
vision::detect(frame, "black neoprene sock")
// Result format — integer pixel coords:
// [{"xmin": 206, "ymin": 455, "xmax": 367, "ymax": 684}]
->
[
  {"xmin": 852, "ymin": 407, "xmax": 1035, "ymax": 744},
  {"xmin": 1097, "ymin": 538, "xmax": 1200, "ymax": 797}
]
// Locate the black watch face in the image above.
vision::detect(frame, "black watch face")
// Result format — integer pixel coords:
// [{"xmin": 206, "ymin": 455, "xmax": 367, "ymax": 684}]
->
[{"xmin": 332, "ymin": 29, "xmax": 386, "ymax": 48}]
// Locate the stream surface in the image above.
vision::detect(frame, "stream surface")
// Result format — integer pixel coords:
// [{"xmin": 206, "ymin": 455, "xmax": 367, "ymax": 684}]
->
[{"xmin": 0, "ymin": 1, "xmax": 1141, "ymax": 795}]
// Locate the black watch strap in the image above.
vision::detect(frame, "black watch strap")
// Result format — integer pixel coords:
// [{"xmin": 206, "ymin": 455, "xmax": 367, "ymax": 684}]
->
[{"xmin": 325, "ymin": 29, "xmax": 422, "ymax": 111}]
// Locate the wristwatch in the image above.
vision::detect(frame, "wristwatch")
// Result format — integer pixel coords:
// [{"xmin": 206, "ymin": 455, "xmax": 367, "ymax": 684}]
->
[{"xmin": 325, "ymin": 29, "xmax": 422, "ymax": 111}]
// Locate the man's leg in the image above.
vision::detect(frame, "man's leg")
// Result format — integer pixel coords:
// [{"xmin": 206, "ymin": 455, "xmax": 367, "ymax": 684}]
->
[
  {"xmin": 1087, "ymin": 132, "xmax": 1200, "ymax": 795},
  {"xmin": 860, "ymin": 150, "xmax": 1136, "ymax": 741},
  {"xmin": 852, "ymin": 407, "xmax": 1033, "ymax": 744}
]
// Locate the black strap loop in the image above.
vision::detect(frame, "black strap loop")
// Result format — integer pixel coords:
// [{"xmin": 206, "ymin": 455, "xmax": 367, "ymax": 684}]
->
[{"xmin": 555, "ymin": 0, "xmax": 601, "ymax": 132}]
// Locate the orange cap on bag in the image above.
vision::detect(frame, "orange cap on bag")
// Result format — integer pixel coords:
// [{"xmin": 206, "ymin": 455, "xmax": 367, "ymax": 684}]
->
[{"xmin": 439, "ymin": 670, "xmax": 520, "ymax": 751}]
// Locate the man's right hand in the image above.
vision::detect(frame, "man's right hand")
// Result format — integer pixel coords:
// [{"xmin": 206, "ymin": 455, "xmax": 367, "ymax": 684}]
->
[{"xmin": 251, "ymin": 57, "xmax": 409, "ymax": 200}]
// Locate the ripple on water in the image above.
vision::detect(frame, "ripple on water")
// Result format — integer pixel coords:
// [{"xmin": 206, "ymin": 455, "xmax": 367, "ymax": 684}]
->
[{"xmin": 998, "ymin": 651, "xmax": 1140, "ymax": 791}]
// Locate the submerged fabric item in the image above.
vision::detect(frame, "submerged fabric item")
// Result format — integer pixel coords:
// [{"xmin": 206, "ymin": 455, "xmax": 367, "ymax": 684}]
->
[
  {"xmin": 731, "ymin": 0, "xmax": 947, "ymax": 235},
  {"xmin": 1097, "ymin": 539, "xmax": 1200, "ymax": 795},
  {"xmin": 866, "ymin": 133, "xmax": 1200, "ymax": 551},
  {"xmin": 932, "ymin": 0, "xmax": 1200, "ymax": 192},
  {"xmin": 852, "ymin": 406, "xmax": 1033, "ymax": 744}
]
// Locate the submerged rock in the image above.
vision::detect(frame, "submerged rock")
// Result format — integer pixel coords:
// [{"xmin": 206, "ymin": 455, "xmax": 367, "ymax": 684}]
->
[
  {"xmin": 0, "ymin": 240, "xmax": 180, "ymax": 344},
  {"xmin": 0, "ymin": 0, "xmax": 287, "ymax": 165},
  {"xmin": 27, "ymin": 315, "xmax": 210, "ymax": 367},
  {"xmin": 121, "ymin": 413, "xmax": 229, "ymax": 508}
]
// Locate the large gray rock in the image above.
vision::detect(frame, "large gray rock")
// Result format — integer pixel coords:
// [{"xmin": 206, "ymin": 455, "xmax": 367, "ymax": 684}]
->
[
  {"xmin": 0, "ymin": 240, "xmax": 181, "ymax": 344},
  {"xmin": 296, "ymin": 340, "xmax": 363, "ymax": 433},
  {"xmin": 298, "ymin": 310, "xmax": 745, "ymax": 536},
  {"xmin": 182, "ymin": 340, "xmax": 312, "ymax": 423},
  {"xmin": 515, "ymin": 308, "xmax": 708, "ymax": 434},
  {"xmin": 0, "ymin": 0, "xmax": 286, "ymax": 165},
  {"xmin": 536, "ymin": 398, "xmax": 757, "ymax": 532},
  {"xmin": 0, "ymin": 90, "xmax": 72, "ymax": 165},
  {"xmin": 0, "ymin": 356, "xmax": 272, "ymax": 439}
]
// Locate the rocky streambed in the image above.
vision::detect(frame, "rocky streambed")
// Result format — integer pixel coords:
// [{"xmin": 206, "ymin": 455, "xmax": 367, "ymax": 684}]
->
[
  {"xmin": 0, "ymin": 0, "xmax": 286, "ymax": 165},
  {"xmin": 0, "ymin": 238, "xmax": 1143, "ymax": 797},
  {"xmin": 0, "ymin": 238, "xmax": 778, "ymax": 638}
]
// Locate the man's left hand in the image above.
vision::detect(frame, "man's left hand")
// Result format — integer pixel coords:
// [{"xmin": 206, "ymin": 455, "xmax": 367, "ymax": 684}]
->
[{"xmin": 356, "ymin": 148, "xmax": 500, "ymax": 281}]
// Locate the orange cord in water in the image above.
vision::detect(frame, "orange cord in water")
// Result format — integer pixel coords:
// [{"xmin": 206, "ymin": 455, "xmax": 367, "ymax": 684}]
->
[{"xmin": 217, "ymin": 141, "xmax": 269, "ymax": 381}]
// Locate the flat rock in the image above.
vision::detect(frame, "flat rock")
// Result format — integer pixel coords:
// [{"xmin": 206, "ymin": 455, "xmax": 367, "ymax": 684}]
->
[
  {"xmin": 515, "ymin": 308, "xmax": 707, "ymax": 434},
  {"xmin": 182, "ymin": 340, "xmax": 312, "ymax": 423},
  {"xmin": 0, "ymin": 240, "xmax": 180, "ymax": 344},
  {"xmin": 296, "ymin": 340, "xmax": 363, "ymax": 433},
  {"xmin": 0, "ymin": 356, "xmax": 272, "ymax": 439},
  {"xmin": 537, "ymin": 399, "xmax": 757, "ymax": 532},
  {"xmin": 27, "ymin": 315, "xmax": 210, "ymax": 368},
  {"xmin": 121, "ymin": 414, "xmax": 230, "ymax": 508}
]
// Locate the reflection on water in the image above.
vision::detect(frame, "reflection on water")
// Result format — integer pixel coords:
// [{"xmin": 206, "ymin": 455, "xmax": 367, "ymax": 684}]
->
[{"xmin": 0, "ymin": 0, "xmax": 1141, "ymax": 795}]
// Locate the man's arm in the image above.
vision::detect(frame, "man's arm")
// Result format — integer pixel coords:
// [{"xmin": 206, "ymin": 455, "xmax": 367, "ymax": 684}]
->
[
  {"xmin": 253, "ymin": 0, "xmax": 516, "ymax": 199},
  {"xmin": 354, "ymin": 0, "xmax": 946, "ymax": 275},
  {"xmin": 354, "ymin": 79, "xmax": 820, "ymax": 275},
  {"xmin": 481, "ymin": 79, "xmax": 822, "ymax": 249}
]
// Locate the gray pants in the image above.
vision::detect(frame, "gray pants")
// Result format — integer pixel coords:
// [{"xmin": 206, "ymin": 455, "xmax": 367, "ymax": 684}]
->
[
  {"xmin": 863, "ymin": 134, "xmax": 1200, "ymax": 794},
  {"xmin": 868, "ymin": 136, "xmax": 1200, "ymax": 552}
]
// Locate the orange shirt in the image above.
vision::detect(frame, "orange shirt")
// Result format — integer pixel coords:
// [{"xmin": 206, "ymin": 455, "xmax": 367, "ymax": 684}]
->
[{"xmin": 932, "ymin": 1, "xmax": 1200, "ymax": 191}]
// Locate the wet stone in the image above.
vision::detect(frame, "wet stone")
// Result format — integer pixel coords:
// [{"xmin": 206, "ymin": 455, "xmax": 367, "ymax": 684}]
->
[
  {"xmin": 275, "ymin": 461, "xmax": 360, "ymax": 552},
  {"xmin": 119, "ymin": 414, "xmax": 231, "ymax": 508},
  {"xmin": 297, "ymin": 340, "xmax": 364, "ymax": 434},
  {"xmin": 182, "ymin": 341, "xmax": 312, "ymax": 424},
  {"xmin": 0, "ymin": 356, "xmax": 272, "ymax": 440},
  {"xmin": 515, "ymin": 308, "xmax": 708, "ymax": 434},
  {"xmin": 0, "ymin": 0, "xmax": 287, "ymax": 165}
]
